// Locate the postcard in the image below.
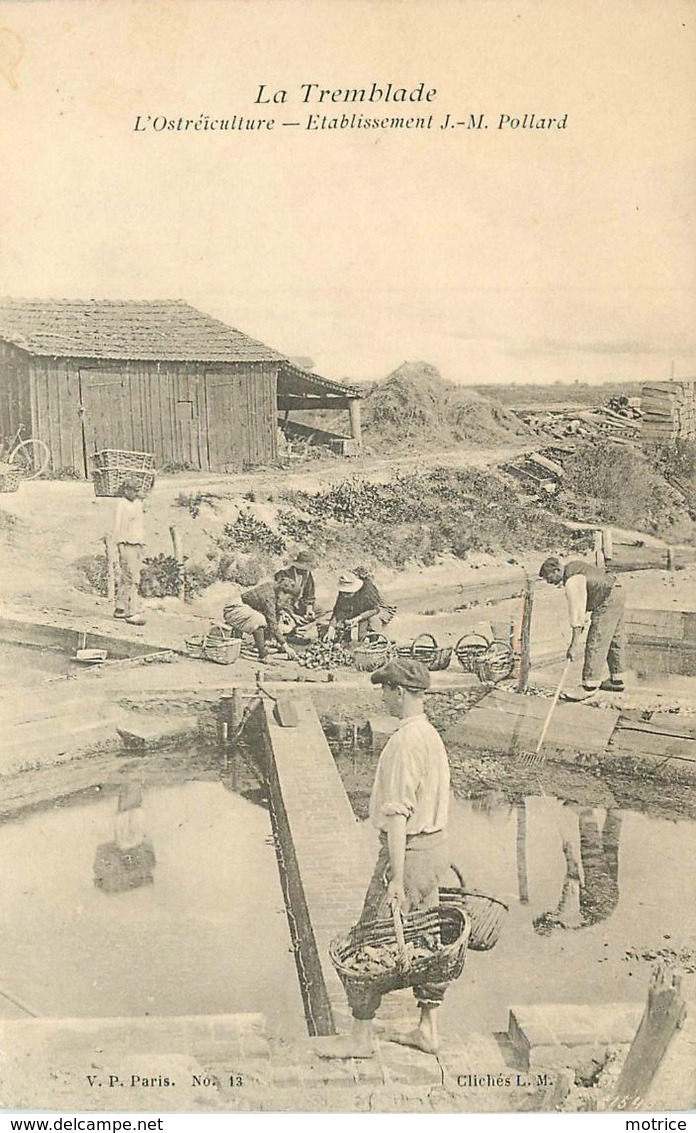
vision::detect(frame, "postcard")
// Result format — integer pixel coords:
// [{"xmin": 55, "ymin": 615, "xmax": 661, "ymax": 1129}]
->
[{"xmin": 0, "ymin": 0, "xmax": 694, "ymax": 1119}]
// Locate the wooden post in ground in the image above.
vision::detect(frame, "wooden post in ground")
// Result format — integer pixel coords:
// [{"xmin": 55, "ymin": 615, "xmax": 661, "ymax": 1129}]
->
[
  {"xmin": 602, "ymin": 526, "xmax": 614, "ymax": 564},
  {"xmin": 104, "ymin": 535, "xmax": 117, "ymax": 607},
  {"xmin": 594, "ymin": 529, "xmax": 605, "ymax": 568},
  {"xmin": 232, "ymin": 688, "xmax": 244, "ymax": 732},
  {"xmin": 517, "ymin": 578, "xmax": 534, "ymax": 693},
  {"xmin": 348, "ymin": 399, "xmax": 362, "ymax": 451},
  {"xmin": 169, "ymin": 524, "xmax": 185, "ymax": 601}
]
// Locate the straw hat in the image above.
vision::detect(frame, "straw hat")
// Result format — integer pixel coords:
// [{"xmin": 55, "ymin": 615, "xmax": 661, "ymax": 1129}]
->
[
  {"xmin": 337, "ymin": 572, "xmax": 361, "ymax": 594},
  {"xmin": 290, "ymin": 550, "xmax": 316, "ymax": 569}
]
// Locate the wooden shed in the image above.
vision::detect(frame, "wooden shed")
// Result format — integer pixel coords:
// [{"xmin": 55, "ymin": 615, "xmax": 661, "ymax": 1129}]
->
[{"xmin": 0, "ymin": 298, "xmax": 363, "ymax": 475}]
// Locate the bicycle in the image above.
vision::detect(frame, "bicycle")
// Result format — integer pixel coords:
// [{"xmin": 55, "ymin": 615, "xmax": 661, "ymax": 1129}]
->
[{"xmin": 0, "ymin": 424, "xmax": 51, "ymax": 479}]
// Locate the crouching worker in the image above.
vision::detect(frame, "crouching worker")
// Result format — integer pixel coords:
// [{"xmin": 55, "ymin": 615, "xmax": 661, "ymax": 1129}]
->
[
  {"xmin": 539, "ymin": 556, "xmax": 627, "ymax": 701},
  {"xmin": 275, "ymin": 549, "xmax": 317, "ymax": 621},
  {"xmin": 223, "ymin": 577, "xmax": 300, "ymax": 662},
  {"xmin": 319, "ymin": 658, "xmax": 452, "ymax": 1060}
]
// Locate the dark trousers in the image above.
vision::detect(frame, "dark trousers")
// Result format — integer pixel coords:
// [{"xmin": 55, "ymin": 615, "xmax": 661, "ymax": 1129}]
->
[
  {"xmin": 348, "ymin": 830, "xmax": 451, "ymax": 1021},
  {"xmin": 583, "ymin": 585, "xmax": 626, "ymax": 685},
  {"xmin": 578, "ymin": 809, "xmax": 622, "ymax": 925}
]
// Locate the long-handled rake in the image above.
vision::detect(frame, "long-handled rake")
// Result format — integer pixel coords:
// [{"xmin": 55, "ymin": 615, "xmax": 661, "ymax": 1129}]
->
[{"xmin": 518, "ymin": 659, "xmax": 572, "ymax": 769}]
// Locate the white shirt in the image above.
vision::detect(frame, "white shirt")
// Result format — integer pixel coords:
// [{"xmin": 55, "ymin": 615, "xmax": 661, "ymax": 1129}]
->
[
  {"xmin": 369, "ymin": 714, "xmax": 450, "ymax": 836},
  {"xmin": 113, "ymin": 497, "xmax": 145, "ymax": 545}
]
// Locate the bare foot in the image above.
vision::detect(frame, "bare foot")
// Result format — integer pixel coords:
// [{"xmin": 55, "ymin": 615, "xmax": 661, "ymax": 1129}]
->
[
  {"xmin": 314, "ymin": 1035, "xmax": 377, "ymax": 1060},
  {"xmin": 382, "ymin": 1028, "xmax": 440, "ymax": 1055}
]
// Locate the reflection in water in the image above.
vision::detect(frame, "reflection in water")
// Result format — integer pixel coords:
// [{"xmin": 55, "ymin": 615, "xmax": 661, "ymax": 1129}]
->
[
  {"xmin": 533, "ymin": 808, "xmax": 623, "ymax": 934},
  {"xmin": 515, "ymin": 800, "xmax": 530, "ymax": 905},
  {"xmin": 0, "ymin": 772, "xmax": 305, "ymax": 1026},
  {"xmin": 93, "ymin": 782, "xmax": 156, "ymax": 894}
]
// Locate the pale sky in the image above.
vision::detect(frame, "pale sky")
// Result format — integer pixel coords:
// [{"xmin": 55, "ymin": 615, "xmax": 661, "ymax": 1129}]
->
[{"xmin": 1, "ymin": 0, "xmax": 695, "ymax": 386}]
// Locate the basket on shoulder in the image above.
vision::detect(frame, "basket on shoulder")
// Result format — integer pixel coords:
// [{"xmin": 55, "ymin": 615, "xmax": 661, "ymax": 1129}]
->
[{"xmin": 91, "ymin": 450, "xmax": 156, "ymax": 497}]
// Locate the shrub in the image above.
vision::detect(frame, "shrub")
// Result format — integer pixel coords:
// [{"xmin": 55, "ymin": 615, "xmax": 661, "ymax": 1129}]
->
[
  {"xmin": 174, "ymin": 491, "xmax": 222, "ymax": 519},
  {"xmin": 141, "ymin": 553, "xmax": 185, "ymax": 598},
  {"xmin": 558, "ymin": 442, "xmax": 689, "ymax": 536},
  {"xmin": 220, "ymin": 511, "xmax": 285, "ymax": 556},
  {"xmin": 72, "ymin": 553, "xmax": 109, "ymax": 596}
]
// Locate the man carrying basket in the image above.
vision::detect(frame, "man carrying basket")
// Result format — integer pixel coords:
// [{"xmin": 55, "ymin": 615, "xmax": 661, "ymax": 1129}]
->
[{"xmin": 321, "ymin": 657, "xmax": 452, "ymax": 1059}]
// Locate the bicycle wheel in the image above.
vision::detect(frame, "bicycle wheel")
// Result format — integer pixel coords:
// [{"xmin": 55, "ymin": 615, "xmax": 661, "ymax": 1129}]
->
[{"xmin": 9, "ymin": 438, "xmax": 51, "ymax": 479}]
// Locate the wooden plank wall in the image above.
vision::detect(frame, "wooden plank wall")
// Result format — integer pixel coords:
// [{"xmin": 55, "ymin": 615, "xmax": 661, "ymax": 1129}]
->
[
  {"xmin": 29, "ymin": 358, "xmax": 279, "ymax": 475},
  {"xmin": 0, "ymin": 343, "xmax": 33, "ymax": 445},
  {"xmin": 240, "ymin": 362, "xmax": 278, "ymax": 466},
  {"xmin": 30, "ymin": 359, "xmax": 83, "ymax": 473},
  {"xmin": 204, "ymin": 362, "xmax": 278, "ymax": 470}
]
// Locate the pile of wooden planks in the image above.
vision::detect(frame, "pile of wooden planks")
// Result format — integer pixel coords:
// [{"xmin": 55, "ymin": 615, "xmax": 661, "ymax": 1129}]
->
[{"xmin": 641, "ymin": 381, "xmax": 696, "ymax": 442}]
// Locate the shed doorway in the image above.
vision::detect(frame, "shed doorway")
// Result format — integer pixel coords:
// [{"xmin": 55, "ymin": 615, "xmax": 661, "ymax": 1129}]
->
[{"xmin": 78, "ymin": 369, "xmax": 133, "ymax": 474}]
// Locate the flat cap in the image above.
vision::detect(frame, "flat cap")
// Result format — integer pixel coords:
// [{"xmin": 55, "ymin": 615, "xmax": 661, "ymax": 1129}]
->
[{"xmin": 370, "ymin": 658, "xmax": 431, "ymax": 692}]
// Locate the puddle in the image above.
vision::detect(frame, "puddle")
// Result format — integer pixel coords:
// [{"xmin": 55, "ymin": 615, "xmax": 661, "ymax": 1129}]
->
[
  {"xmin": 0, "ymin": 756, "xmax": 305, "ymax": 1036},
  {"xmin": 442, "ymin": 793, "xmax": 696, "ymax": 1033},
  {"xmin": 0, "ymin": 641, "xmax": 75, "ymax": 685}
]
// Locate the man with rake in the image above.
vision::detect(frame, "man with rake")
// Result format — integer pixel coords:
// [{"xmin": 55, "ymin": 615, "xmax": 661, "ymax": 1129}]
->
[
  {"xmin": 538, "ymin": 556, "xmax": 627, "ymax": 701},
  {"xmin": 320, "ymin": 658, "xmax": 453, "ymax": 1059}
]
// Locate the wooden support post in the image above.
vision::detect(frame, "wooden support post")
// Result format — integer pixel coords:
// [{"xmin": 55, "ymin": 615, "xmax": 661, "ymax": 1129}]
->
[
  {"xmin": 517, "ymin": 578, "xmax": 534, "ymax": 693},
  {"xmin": 104, "ymin": 535, "xmax": 117, "ymax": 606},
  {"xmin": 232, "ymin": 688, "xmax": 244, "ymax": 732},
  {"xmin": 348, "ymin": 400, "xmax": 362, "ymax": 449},
  {"xmin": 169, "ymin": 524, "xmax": 185, "ymax": 601},
  {"xmin": 594, "ymin": 529, "xmax": 605, "ymax": 568}
]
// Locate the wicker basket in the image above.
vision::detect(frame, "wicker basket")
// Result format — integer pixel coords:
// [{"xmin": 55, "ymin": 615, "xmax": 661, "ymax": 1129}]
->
[
  {"xmin": 204, "ymin": 637, "xmax": 242, "ymax": 665},
  {"xmin": 0, "ymin": 470, "xmax": 21, "ymax": 493},
  {"xmin": 185, "ymin": 635, "xmax": 206, "ymax": 660},
  {"xmin": 351, "ymin": 632, "xmax": 392, "ymax": 673},
  {"xmin": 397, "ymin": 633, "xmax": 452, "ymax": 672},
  {"xmin": 203, "ymin": 623, "xmax": 242, "ymax": 665},
  {"xmin": 454, "ymin": 632, "xmax": 490, "ymax": 673},
  {"xmin": 476, "ymin": 640, "xmax": 515, "ymax": 684},
  {"xmin": 92, "ymin": 450, "xmax": 155, "ymax": 472},
  {"xmin": 329, "ymin": 904, "xmax": 470, "ymax": 1002},
  {"xmin": 439, "ymin": 866, "xmax": 508, "ymax": 952},
  {"xmin": 92, "ymin": 467, "xmax": 156, "ymax": 497}
]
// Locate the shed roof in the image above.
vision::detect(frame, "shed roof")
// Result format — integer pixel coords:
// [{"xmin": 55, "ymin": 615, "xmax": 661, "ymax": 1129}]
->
[
  {"xmin": 278, "ymin": 361, "xmax": 362, "ymax": 399},
  {"xmin": 0, "ymin": 298, "xmax": 283, "ymax": 363}
]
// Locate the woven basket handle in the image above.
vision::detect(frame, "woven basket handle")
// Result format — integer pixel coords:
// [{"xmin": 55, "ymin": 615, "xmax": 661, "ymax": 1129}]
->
[
  {"xmin": 363, "ymin": 632, "xmax": 388, "ymax": 648},
  {"xmin": 455, "ymin": 633, "xmax": 490, "ymax": 651},
  {"xmin": 411, "ymin": 633, "xmax": 437, "ymax": 654},
  {"xmin": 449, "ymin": 863, "xmax": 467, "ymax": 888}
]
